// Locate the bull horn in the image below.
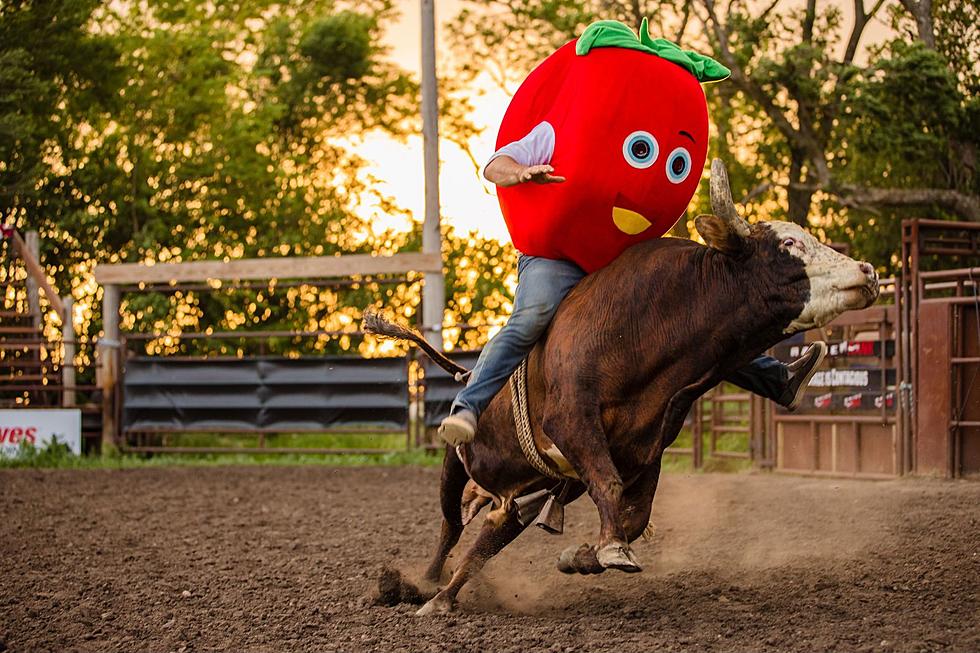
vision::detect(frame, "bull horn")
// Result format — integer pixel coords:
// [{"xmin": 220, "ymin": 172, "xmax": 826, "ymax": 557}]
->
[{"xmin": 710, "ymin": 159, "xmax": 751, "ymax": 237}]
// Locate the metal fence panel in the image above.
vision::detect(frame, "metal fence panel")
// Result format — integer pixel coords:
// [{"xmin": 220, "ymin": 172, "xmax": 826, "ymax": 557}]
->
[{"xmin": 122, "ymin": 356, "xmax": 408, "ymax": 432}]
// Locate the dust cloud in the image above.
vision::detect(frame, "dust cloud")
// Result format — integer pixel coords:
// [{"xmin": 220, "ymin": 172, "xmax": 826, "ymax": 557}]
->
[{"xmin": 450, "ymin": 472, "xmax": 900, "ymax": 613}]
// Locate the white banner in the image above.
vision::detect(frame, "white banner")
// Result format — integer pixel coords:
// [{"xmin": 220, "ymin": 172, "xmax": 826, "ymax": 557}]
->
[{"xmin": 0, "ymin": 409, "xmax": 82, "ymax": 457}]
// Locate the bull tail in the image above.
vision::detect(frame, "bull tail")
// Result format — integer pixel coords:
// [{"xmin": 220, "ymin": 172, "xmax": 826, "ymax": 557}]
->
[{"xmin": 362, "ymin": 309, "xmax": 469, "ymax": 378}]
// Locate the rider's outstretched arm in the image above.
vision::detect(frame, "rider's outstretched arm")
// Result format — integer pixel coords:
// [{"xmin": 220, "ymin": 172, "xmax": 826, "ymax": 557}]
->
[{"xmin": 484, "ymin": 156, "xmax": 564, "ymax": 187}]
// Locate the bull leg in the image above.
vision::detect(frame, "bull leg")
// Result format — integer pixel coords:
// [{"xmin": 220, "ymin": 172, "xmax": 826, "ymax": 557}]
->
[
  {"xmin": 416, "ymin": 501, "xmax": 528, "ymax": 616},
  {"xmin": 422, "ymin": 446, "xmax": 470, "ymax": 585},
  {"xmin": 543, "ymin": 403, "xmax": 640, "ymax": 573},
  {"xmin": 623, "ymin": 456, "xmax": 663, "ymax": 543},
  {"xmin": 556, "ymin": 458, "xmax": 662, "ymax": 575}
]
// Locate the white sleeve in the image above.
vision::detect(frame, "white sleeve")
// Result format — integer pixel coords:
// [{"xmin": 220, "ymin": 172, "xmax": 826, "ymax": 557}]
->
[{"xmin": 484, "ymin": 121, "xmax": 556, "ymax": 171}]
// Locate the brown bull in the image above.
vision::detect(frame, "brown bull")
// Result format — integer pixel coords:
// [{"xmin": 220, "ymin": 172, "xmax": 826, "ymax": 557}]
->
[{"xmin": 366, "ymin": 160, "xmax": 879, "ymax": 615}]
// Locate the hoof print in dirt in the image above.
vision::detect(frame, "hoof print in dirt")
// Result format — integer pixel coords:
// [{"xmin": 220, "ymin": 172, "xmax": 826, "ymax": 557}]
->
[{"xmin": 372, "ymin": 566, "xmax": 432, "ymax": 606}]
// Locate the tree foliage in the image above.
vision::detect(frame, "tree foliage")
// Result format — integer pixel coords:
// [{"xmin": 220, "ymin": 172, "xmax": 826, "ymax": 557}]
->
[
  {"xmin": 701, "ymin": 0, "xmax": 978, "ymax": 272},
  {"xmin": 3, "ymin": 0, "xmax": 448, "ymax": 358},
  {"xmin": 445, "ymin": 0, "xmax": 694, "ymax": 94},
  {"xmin": 0, "ymin": 0, "xmax": 121, "ymax": 217}
]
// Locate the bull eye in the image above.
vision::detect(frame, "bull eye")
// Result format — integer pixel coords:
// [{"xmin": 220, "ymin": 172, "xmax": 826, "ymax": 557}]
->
[
  {"xmin": 622, "ymin": 131, "xmax": 658, "ymax": 169},
  {"xmin": 782, "ymin": 237, "xmax": 797, "ymax": 248},
  {"xmin": 665, "ymin": 147, "xmax": 692, "ymax": 184}
]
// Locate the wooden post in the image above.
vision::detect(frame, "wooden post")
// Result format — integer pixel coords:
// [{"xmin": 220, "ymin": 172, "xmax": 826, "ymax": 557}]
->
[
  {"xmin": 62, "ymin": 296, "xmax": 76, "ymax": 407},
  {"xmin": 94, "ymin": 252, "xmax": 441, "ymax": 285},
  {"xmin": 99, "ymin": 284, "xmax": 121, "ymax": 453},
  {"xmin": 420, "ymin": 0, "xmax": 445, "ymax": 349},
  {"xmin": 24, "ymin": 231, "xmax": 42, "ymax": 329},
  {"xmin": 9, "ymin": 230, "xmax": 66, "ymax": 322}
]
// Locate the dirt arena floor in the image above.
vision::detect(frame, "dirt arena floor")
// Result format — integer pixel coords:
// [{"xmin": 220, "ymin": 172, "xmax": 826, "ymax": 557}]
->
[{"xmin": 1, "ymin": 465, "xmax": 978, "ymax": 652}]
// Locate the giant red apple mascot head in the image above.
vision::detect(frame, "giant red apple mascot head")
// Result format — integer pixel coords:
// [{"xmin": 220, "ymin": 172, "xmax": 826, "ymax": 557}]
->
[{"xmin": 497, "ymin": 19, "xmax": 730, "ymax": 272}]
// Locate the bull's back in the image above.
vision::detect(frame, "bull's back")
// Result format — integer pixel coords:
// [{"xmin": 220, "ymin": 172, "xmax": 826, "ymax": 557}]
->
[{"xmin": 548, "ymin": 237, "xmax": 706, "ymax": 337}]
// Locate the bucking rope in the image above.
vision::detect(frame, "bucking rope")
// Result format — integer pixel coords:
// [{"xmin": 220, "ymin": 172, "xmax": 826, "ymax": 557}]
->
[{"xmin": 509, "ymin": 358, "xmax": 563, "ymax": 479}]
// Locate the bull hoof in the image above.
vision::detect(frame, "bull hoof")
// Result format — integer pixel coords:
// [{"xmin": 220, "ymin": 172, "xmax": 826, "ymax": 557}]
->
[
  {"xmin": 557, "ymin": 545, "xmax": 579, "ymax": 574},
  {"xmin": 415, "ymin": 593, "xmax": 455, "ymax": 616},
  {"xmin": 596, "ymin": 542, "xmax": 643, "ymax": 573},
  {"xmin": 557, "ymin": 544, "xmax": 605, "ymax": 575}
]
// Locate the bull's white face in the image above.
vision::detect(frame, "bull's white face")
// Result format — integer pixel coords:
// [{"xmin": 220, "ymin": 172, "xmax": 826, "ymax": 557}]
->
[
  {"xmin": 697, "ymin": 158, "xmax": 880, "ymax": 337},
  {"xmin": 766, "ymin": 221, "xmax": 879, "ymax": 334}
]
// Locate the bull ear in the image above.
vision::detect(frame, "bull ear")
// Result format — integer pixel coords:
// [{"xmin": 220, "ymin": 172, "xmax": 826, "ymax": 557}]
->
[{"xmin": 695, "ymin": 213, "xmax": 747, "ymax": 256}]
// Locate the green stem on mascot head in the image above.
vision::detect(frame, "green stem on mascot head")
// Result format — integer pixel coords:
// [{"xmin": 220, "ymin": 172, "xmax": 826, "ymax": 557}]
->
[{"xmin": 575, "ymin": 18, "xmax": 731, "ymax": 84}]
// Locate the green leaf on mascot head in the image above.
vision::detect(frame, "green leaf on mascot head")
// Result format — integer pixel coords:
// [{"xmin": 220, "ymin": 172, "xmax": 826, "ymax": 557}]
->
[{"xmin": 575, "ymin": 18, "xmax": 730, "ymax": 84}]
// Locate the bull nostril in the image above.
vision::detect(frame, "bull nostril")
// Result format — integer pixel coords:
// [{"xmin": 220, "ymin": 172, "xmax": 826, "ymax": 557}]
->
[{"xmin": 859, "ymin": 262, "xmax": 874, "ymax": 276}]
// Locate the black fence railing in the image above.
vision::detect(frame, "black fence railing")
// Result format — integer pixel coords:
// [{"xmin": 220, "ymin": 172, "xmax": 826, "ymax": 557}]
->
[{"xmin": 122, "ymin": 355, "xmax": 411, "ymax": 434}]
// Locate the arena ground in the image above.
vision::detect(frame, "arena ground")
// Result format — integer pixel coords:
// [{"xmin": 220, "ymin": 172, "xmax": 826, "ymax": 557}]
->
[{"xmin": 1, "ymin": 465, "xmax": 977, "ymax": 652}]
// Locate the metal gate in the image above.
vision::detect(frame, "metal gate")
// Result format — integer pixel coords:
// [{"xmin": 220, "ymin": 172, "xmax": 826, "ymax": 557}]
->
[
  {"xmin": 900, "ymin": 220, "xmax": 980, "ymax": 477},
  {"xmin": 770, "ymin": 304, "xmax": 899, "ymax": 478},
  {"xmin": 913, "ymin": 273, "xmax": 980, "ymax": 476},
  {"xmin": 664, "ymin": 386, "xmax": 767, "ymax": 469},
  {"xmin": 662, "ymin": 299, "xmax": 897, "ymax": 476}
]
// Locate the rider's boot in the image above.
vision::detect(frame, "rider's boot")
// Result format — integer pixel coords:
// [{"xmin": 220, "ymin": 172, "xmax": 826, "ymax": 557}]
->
[
  {"xmin": 780, "ymin": 341, "xmax": 828, "ymax": 410},
  {"xmin": 439, "ymin": 409, "xmax": 477, "ymax": 445}
]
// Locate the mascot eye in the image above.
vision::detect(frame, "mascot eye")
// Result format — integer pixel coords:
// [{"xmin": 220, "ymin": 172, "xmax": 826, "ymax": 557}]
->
[
  {"xmin": 665, "ymin": 148, "xmax": 692, "ymax": 184},
  {"xmin": 622, "ymin": 131, "xmax": 659, "ymax": 169}
]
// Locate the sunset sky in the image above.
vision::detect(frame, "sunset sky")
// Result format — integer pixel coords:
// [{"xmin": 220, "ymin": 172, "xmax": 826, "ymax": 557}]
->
[{"xmin": 355, "ymin": 0, "xmax": 517, "ymax": 243}]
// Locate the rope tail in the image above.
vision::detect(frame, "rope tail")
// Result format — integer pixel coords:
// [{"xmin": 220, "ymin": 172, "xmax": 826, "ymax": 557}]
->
[{"xmin": 362, "ymin": 309, "xmax": 470, "ymax": 379}]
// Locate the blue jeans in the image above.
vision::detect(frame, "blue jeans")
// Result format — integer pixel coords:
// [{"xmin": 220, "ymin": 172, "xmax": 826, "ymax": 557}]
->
[
  {"xmin": 451, "ymin": 255, "xmax": 790, "ymax": 418},
  {"xmin": 452, "ymin": 255, "xmax": 586, "ymax": 416}
]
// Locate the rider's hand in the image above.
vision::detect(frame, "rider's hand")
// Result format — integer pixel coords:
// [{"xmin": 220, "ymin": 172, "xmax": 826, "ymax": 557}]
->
[
  {"xmin": 485, "ymin": 156, "xmax": 566, "ymax": 187},
  {"xmin": 517, "ymin": 164, "xmax": 566, "ymax": 185}
]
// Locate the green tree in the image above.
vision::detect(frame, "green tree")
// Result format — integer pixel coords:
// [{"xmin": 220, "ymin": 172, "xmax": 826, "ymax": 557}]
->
[
  {"xmin": 2, "ymin": 0, "xmax": 428, "ymax": 355},
  {"xmin": 2, "ymin": 0, "xmax": 518, "ymax": 361},
  {"xmin": 701, "ymin": 0, "xmax": 978, "ymax": 221},
  {"xmin": 445, "ymin": 0, "xmax": 694, "ymax": 94},
  {"xmin": 0, "ymin": 0, "xmax": 121, "ymax": 224}
]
